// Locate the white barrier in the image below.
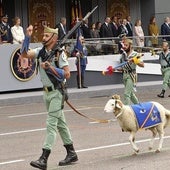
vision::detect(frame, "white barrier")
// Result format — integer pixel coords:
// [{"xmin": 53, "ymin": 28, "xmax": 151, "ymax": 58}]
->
[{"xmin": 0, "ymin": 44, "xmax": 160, "ymax": 92}]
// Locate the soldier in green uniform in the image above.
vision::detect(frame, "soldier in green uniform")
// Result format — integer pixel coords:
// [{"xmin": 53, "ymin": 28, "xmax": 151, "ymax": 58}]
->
[
  {"xmin": 157, "ymin": 41, "xmax": 170, "ymax": 98},
  {"xmin": 21, "ymin": 25, "xmax": 78, "ymax": 170},
  {"xmin": 119, "ymin": 38, "xmax": 144, "ymax": 105}
]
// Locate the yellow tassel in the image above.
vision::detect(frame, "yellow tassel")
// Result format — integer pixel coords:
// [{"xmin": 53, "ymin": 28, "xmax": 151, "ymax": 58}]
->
[{"xmin": 133, "ymin": 56, "xmax": 141, "ymax": 65}]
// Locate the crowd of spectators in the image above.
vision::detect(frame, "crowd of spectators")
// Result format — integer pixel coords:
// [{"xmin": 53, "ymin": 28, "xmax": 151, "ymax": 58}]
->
[
  {"xmin": 0, "ymin": 14, "xmax": 24, "ymax": 44},
  {"xmin": 77, "ymin": 15, "xmax": 170, "ymax": 55},
  {"xmin": 1, "ymin": 14, "xmax": 170, "ymax": 55}
]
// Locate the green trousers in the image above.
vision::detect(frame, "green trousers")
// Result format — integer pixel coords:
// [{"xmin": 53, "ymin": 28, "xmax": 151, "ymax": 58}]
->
[
  {"xmin": 123, "ymin": 73, "xmax": 139, "ymax": 105},
  {"xmin": 161, "ymin": 67, "xmax": 170, "ymax": 91},
  {"xmin": 42, "ymin": 89, "xmax": 72, "ymax": 150}
]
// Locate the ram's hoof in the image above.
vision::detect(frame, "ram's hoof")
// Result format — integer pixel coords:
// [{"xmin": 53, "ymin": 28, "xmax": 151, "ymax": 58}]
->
[
  {"xmin": 155, "ymin": 149, "xmax": 161, "ymax": 153},
  {"xmin": 132, "ymin": 149, "xmax": 139, "ymax": 155}
]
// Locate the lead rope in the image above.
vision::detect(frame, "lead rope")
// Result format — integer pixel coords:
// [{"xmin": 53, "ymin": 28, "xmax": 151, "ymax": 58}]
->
[{"xmin": 66, "ymin": 100, "xmax": 111, "ymax": 123}]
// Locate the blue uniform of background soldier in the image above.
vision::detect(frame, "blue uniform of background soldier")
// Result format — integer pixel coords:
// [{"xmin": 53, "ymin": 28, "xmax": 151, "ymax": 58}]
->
[
  {"xmin": 72, "ymin": 34, "xmax": 88, "ymax": 88},
  {"xmin": 0, "ymin": 14, "xmax": 13, "ymax": 43}
]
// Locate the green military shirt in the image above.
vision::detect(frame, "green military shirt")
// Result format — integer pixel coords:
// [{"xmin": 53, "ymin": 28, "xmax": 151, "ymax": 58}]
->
[
  {"xmin": 159, "ymin": 51, "xmax": 170, "ymax": 67},
  {"xmin": 33, "ymin": 47, "xmax": 68, "ymax": 87},
  {"xmin": 120, "ymin": 50, "xmax": 138, "ymax": 72}
]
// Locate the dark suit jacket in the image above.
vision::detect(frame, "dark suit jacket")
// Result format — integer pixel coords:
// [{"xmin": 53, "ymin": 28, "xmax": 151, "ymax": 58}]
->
[
  {"xmin": 118, "ymin": 25, "xmax": 128, "ymax": 37},
  {"xmin": 126, "ymin": 22, "xmax": 133, "ymax": 37},
  {"xmin": 81, "ymin": 24, "xmax": 91, "ymax": 38},
  {"xmin": 110, "ymin": 22, "xmax": 118, "ymax": 37},
  {"xmin": 161, "ymin": 23, "xmax": 170, "ymax": 41},
  {"xmin": 100, "ymin": 23, "xmax": 113, "ymax": 38},
  {"xmin": 55, "ymin": 23, "xmax": 66, "ymax": 40}
]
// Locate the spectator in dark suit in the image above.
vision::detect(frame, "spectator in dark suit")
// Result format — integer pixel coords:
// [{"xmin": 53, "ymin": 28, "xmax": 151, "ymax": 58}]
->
[
  {"xmin": 55, "ymin": 17, "xmax": 66, "ymax": 40},
  {"xmin": 81, "ymin": 19, "xmax": 91, "ymax": 38},
  {"xmin": 100, "ymin": 17, "xmax": 113, "ymax": 38},
  {"xmin": 110, "ymin": 16, "xmax": 119, "ymax": 38},
  {"xmin": 118, "ymin": 19, "xmax": 128, "ymax": 37},
  {"xmin": 126, "ymin": 16, "xmax": 133, "ymax": 37},
  {"xmin": 161, "ymin": 17, "xmax": 170, "ymax": 42},
  {"xmin": 100, "ymin": 17, "xmax": 113, "ymax": 54}
]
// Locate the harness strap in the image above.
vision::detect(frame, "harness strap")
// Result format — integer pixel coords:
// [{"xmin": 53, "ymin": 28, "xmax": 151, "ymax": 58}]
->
[
  {"xmin": 140, "ymin": 103, "xmax": 155, "ymax": 129},
  {"xmin": 115, "ymin": 111, "xmax": 123, "ymax": 119}
]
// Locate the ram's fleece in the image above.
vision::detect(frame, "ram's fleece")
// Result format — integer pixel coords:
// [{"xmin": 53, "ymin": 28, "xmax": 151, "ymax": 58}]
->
[{"xmin": 104, "ymin": 94, "xmax": 170, "ymax": 153}]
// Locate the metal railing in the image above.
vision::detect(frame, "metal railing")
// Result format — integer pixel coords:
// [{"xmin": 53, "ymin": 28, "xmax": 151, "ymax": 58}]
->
[
  {"xmin": 1, "ymin": 35, "xmax": 169, "ymax": 56},
  {"xmin": 64, "ymin": 35, "xmax": 169, "ymax": 56}
]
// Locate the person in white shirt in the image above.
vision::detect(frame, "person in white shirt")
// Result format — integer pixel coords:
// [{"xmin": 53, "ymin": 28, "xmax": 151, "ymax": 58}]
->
[
  {"xmin": 134, "ymin": 19, "xmax": 145, "ymax": 47},
  {"xmin": 11, "ymin": 17, "xmax": 25, "ymax": 44}
]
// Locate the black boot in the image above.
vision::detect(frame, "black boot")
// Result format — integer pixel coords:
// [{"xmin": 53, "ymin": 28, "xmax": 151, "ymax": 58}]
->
[
  {"xmin": 81, "ymin": 75, "xmax": 88, "ymax": 88},
  {"xmin": 30, "ymin": 148, "xmax": 51, "ymax": 170},
  {"xmin": 58, "ymin": 144, "xmax": 78, "ymax": 166},
  {"xmin": 157, "ymin": 90, "xmax": 165, "ymax": 98}
]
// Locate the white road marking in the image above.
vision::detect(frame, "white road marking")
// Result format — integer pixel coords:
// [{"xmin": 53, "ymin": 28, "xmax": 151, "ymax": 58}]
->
[
  {"xmin": 0, "ymin": 128, "xmax": 46, "ymax": 136},
  {"xmin": 0, "ymin": 159, "xmax": 24, "ymax": 165},
  {"xmin": 8, "ymin": 112, "xmax": 47, "ymax": 118},
  {"xmin": 76, "ymin": 135, "xmax": 170, "ymax": 153},
  {"xmin": 1, "ymin": 134, "xmax": 170, "ymax": 166},
  {"xmin": 89, "ymin": 119, "xmax": 117, "ymax": 124},
  {"xmin": 8, "ymin": 107, "xmax": 92, "ymax": 118}
]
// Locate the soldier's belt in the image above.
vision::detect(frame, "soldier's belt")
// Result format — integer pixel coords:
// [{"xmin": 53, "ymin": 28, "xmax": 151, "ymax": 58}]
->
[
  {"xmin": 161, "ymin": 65, "xmax": 170, "ymax": 69},
  {"xmin": 43, "ymin": 85, "xmax": 60, "ymax": 93}
]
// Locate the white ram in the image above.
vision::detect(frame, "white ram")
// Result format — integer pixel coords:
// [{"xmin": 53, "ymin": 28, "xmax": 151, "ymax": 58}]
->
[{"xmin": 104, "ymin": 94, "xmax": 170, "ymax": 153}]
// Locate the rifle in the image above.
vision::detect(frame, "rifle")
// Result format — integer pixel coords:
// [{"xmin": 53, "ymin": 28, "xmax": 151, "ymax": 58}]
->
[
  {"xmin": 45, "ymin": 5, "xmax": 98, "ymax": 61},
  {"xmin": 102, "ymin": 53, "xmax": 144, "ymax": 75}
]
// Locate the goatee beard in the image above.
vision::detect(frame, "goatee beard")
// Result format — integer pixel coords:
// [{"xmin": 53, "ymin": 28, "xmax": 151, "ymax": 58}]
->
[{"xmin": 125, "ymin": 47, "xmax": 130, "ymax": 53}]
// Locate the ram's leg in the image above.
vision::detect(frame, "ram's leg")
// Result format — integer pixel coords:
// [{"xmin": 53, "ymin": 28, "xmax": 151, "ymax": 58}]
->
[
  {"xmin": 149, "ymin": 127, "xmax": 157, "ymax": 150},
  {"xmin": 129, "ymin": 132, "xmax": 139, "ymax": 154},
  {"xmin": 156, "ymin": 126, "xmax": 164, "ymax": 153}
]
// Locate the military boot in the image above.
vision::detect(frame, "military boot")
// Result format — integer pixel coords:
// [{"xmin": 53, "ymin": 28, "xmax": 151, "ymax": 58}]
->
[
  {"xmin": 58, "ymin": 144, "xmax": 78, "ymax": 166},
  {"xmin": 30, "ymin": 148, "xmax": 51, "ymax": 170},
  {"xmin": 157, "ymin": 90, "xmax": 165, "ymax": 98}
]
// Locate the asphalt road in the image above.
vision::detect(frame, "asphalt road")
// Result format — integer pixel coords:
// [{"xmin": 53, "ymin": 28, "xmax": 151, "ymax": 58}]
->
[{"xmin": 1, "ymin": 85, "xmax": 170, "ymax": 170}]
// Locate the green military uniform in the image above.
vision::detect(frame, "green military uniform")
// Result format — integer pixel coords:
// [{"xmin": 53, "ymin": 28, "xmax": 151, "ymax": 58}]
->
[
  {"xmin": 120, "ymin": 50, "xmax": 139, "ymax": 105},
  {"xmin": 28, "ymin": 26, "xmax": 77, "ymax": 169},
  {"xmin": 33, "ymin": 47, "xmax": 72, "ymax": 150},
  {"xmin": 159, "ymin": 51, "xmax": 170, "ymax": 92}
]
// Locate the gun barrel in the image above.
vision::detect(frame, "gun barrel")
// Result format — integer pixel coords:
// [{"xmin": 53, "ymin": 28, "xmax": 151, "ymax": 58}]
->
[
  {"xmin": 83, "ymin": 6, "xmax": 98, "ymax": 21},
  {"xmin": 46, "ymin": 6, "xmax": 98, "ymax": 61}
]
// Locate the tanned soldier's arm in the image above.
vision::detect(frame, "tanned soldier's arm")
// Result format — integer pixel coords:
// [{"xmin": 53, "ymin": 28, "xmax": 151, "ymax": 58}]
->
[
  {"xmin": 21, "ymin": 25, "xmax": 35, "ymax": 59},
  {"xmin": 137, "ymin": 61, "xmax": 144, "ymax": 68},
  {"xmin": 63, "ymin": 66, "xmax": 70, "ymax": 79}
]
